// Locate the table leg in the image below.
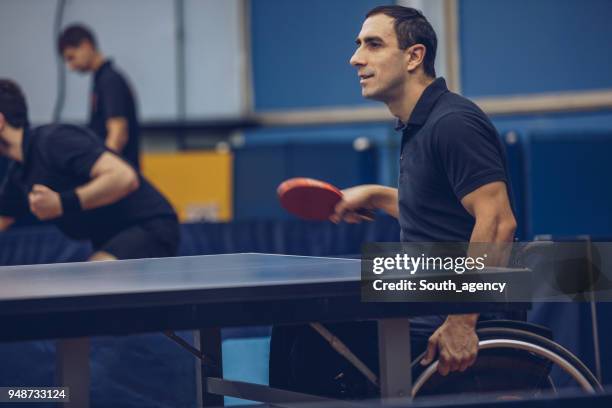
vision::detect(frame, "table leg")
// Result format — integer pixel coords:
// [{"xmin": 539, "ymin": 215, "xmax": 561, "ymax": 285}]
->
[
  {"xmin": 377, "ymin": 318, "xmax": 412, "ymax": 403},
  {"xmin": 56, "ymin": 337, "xmax": 90, "ymax": 408},
  {"xmin": 198, "ymin": 328, "xmax": 224, "ymax": 407}
]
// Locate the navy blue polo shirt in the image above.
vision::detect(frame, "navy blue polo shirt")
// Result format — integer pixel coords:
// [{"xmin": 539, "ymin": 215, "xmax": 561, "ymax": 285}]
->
[
  {"xmin": 398, "ymin": 78, "xmax": 512, "ymax": 242},
  {"xmin": 89, "ymin": 60, "xmax": 140, "ymax": 169},
  {"xmin": 0, "ymin": 124, "xmax": 175, "ymax": 243}
]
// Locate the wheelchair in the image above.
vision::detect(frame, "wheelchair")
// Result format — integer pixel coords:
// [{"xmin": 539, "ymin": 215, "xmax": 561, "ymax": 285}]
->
[
  {"xmin": 411, "ymin": 319, "xmax": 603, "ymax": 398},
  {"xmin": 409, "ymin": 238, "xmax": 605, "ymax": 398},
  {"xmin": 269, "ymin": 316, "xmax": 602, "ymax": 401}
]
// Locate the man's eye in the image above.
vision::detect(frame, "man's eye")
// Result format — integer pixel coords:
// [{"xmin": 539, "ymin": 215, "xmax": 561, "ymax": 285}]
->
[{"xmin": 369, "ymin": 43, "xmax": 381, "ymax": 49}]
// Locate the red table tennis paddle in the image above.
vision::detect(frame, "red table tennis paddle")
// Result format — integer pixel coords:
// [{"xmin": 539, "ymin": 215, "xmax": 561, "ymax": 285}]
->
[{"xmin": 277, "ymin": 177, "xmax": 374, "ymax": 221}]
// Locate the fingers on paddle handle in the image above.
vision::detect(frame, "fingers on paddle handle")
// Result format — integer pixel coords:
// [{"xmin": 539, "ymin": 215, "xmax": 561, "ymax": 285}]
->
[
  {"xmin": 329, "ymin": 208, "xmax": 374, "ymax": 223},
  {"xmin": 356, "ymin": 208, "xmax": 375, "ymax": 221}
]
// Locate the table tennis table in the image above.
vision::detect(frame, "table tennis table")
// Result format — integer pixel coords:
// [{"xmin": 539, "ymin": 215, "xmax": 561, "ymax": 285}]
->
[{"xmin": 0, "ymin": 253, "xmax": 528, "ymax": 407}]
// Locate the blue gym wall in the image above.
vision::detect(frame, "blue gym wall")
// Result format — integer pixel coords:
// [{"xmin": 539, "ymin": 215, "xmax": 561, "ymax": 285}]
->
[
  {"xmin": 251, "ymin": 0, "xmax": 612, "ymax": 105},
  {"xmin": 250, "ymin": 0, "xmax": 386, "ymax": 110},
  {"xmin": 459, "ymin": 0, "xmax": 612, "ymax": 97},
  {"xmin": 458, "ymin": 0, "xmax": 612, "ymax": 241}
]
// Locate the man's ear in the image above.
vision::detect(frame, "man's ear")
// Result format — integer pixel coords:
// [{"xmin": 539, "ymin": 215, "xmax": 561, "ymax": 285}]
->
[
  {"xmin": 0, "ymin": 113, "xmax": 5, "ymax": 132},
  {"xmin": 405, "ymin": 44, "xmax": 427, "ymax": 73}
]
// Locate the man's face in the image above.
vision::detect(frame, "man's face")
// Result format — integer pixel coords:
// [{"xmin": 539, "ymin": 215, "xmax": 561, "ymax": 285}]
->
[
  {"xmin": 62, "ymin": 42, "xmax": 95, "ymax": 73},
  {"xmin": 350, "ymin": 14, "xmax": 408, "ymax": 102}
]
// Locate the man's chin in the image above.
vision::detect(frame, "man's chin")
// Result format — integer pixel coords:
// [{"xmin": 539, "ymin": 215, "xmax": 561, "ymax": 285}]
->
[
  {"xmin": 361, "ymin": 88, "xmax": 385, "ymax": 102},
  {"xmin": 361, "ymin": 87, "xmax": 375, "ymax": 98}
]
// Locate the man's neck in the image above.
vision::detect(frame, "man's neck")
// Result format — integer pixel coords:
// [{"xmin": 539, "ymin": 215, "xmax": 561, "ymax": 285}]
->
[
  {"xmin": 91, "ymin": 52, "xmax": 106, "ymax": 72},
  {"xmin": 386, "ymin": 76, "xmax": 435, "ymax": 124},
  {"xmin": 0, "ymin": 127, "xmax": 24, "ymax": 162}
]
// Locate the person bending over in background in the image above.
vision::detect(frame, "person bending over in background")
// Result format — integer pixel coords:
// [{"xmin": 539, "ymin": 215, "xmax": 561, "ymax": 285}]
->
[
  {"xmin": 0, "ymin": 79, "xmax": 178, "ymax": 261},
  {"xmin": 58, "ymin": 24, "xmax": 141, "ymax": 169},
  {"xmin": 270, "ymin": 5, "xmax": 517, "ymax": 399}
]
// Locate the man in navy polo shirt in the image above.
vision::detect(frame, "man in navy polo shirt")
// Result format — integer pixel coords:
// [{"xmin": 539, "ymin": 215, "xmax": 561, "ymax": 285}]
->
[
  {"xmin": 58, "ymin": 24, "xmax": 140, "ymax": 169},
  {"xmin": 270, "ymin": 5, "xmax": 517, "ymax": 399},
  {"xmin": 339, "ymin": 3, "xmax": 516, "ymax": 374},
  {"xmin": 0, "ymin": 79, "xmax": 178, "ymax": 261}
]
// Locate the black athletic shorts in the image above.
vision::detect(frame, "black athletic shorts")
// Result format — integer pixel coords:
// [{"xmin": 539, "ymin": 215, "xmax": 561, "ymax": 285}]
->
[{"xmin": 92, "ymin": 216, "xmax": 180, "ymax": 260}]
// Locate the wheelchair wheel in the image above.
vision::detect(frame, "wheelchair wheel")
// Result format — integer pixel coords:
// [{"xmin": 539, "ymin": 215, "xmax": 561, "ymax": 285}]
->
[{"xmin": 411, "ymin": 323, "xmax": 602, "ymax": 398}]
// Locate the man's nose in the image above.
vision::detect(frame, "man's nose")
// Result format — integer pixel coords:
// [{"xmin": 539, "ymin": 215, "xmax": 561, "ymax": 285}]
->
[{"xmin": 350, "ymin": 48, "xmax": 365, "ymax": 67}]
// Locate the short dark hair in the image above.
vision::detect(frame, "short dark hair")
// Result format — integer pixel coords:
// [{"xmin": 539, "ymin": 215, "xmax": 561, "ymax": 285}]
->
[
  {"xmin": 366, "ymin": 5, "xmax": 437, "ymax": 78},
  {"xmin": 0, "ymin": 79, "xmax": 29, "ymax": 129},
  {"xmin": 57, "ymin": 24, "xmax": 97, "ymax": 55}
]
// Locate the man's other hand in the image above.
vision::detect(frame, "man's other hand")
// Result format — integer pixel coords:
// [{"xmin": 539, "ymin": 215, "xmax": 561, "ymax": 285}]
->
[{"xmin": 421, "ymin": 314, "xmax": 479, "ymax": 376}]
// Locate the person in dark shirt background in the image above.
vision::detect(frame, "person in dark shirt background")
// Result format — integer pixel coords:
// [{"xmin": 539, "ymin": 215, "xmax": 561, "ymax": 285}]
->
[
  {"xmin": 58, "ymin": 24, "xmax": 140, "ymax": 169},
  {"xmin": 0, "ymin": 79, "xmax": 178, "ymax": 261}
]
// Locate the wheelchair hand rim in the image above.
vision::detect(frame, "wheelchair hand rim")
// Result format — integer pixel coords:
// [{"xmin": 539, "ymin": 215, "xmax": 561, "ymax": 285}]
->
[{"xmin": 412, "ymin": 338, "xmax": 597, "ymax": 397}]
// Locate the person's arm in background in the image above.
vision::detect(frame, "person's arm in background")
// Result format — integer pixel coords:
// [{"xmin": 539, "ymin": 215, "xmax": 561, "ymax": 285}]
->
[
  {"xmin": 99, "ymin": 72, "xmax": 132, "ymax": 155},
  {"xmin": 331, "ymin": 184, "xmax": 398, "ymax": 222},
  {"xmin": 76, "ymin": 152, "xmax": 139, "ymax": 209},
  {"xmin": 0, "ymin": 216, "xmax": 14, "ymax": 231},
  {"xmin": 420, "ymin": 181, "xmax": 516, "ymax": 375},
  {"xmin": 105, "ymin": 117, "xmax": 129, "ymax": 154},
  {"xmin": 28, "ymin": 152, "xmax": 139, "ymax": 221}
]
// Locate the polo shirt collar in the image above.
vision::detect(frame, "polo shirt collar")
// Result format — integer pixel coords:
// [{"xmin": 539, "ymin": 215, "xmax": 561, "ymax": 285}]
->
[
  {"xmin": 94, "ymin": 59, "xmax": 113, "ymax": 81},
  {"xmin": 394, "ymin": 119, "xmax": 407, "ymax": 132},
  {"xmin": 405, "ymin": 77, "xmax": 449, "ymax": 127}
]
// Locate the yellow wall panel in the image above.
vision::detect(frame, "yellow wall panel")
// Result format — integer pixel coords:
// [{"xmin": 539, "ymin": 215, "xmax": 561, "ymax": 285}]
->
[{"xmin": 141, "ymin": 151, "xmax": 232, "ymax": 222}]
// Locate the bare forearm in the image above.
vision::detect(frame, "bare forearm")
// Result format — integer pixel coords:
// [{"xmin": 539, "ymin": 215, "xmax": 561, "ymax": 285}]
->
[
  {"xmin": 470, "ymin": 217, "xmax": 515, "ymax": 243},
  {"xmin": 75, "ymin": 171, "xmax": 138, "ymax": 210},
  {"xmin": 105, "ymin": 118, "xmax": 129, "ymax": 153},
  {"xmin": 0, "ymin": 216, "xmax": 15, "ymax": 231},
  {"xmin": 105, "ymin": 131, "xmax": 128, "ymax": 153},
  {"xmin": 370, "ymin": 186, "xmax": 399, "ymax": 218},
  {"xmin": 469, "ymin": 216, "xmax": 516, "ymax": 265},
  {"xmin": 437, "ymin": 182, "xmax": 516, "ymax": 369},
  {"xmin": 451, "ymin": 217, "xmax": 517, "ymax": 324}
]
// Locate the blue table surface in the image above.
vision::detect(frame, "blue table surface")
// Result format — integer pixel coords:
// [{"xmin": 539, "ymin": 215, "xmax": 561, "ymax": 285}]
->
[{"xmin": 0, "ymin": 253, "xmax": 361, "ymax": 302}]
